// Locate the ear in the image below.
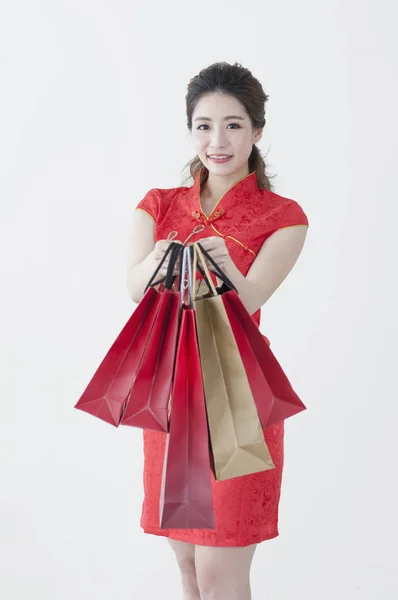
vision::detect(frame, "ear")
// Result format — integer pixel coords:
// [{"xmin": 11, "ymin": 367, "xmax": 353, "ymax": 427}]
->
[{"xmin": 253, "ymin": 128, "xmax": 264, "ymax": 144}]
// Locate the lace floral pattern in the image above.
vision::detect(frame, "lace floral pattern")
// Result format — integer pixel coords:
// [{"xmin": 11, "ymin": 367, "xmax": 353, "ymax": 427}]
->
[
  {"xmin": 135, "ymin": 169, "xmax": 308, "ymax": 546},
  {"xmin": 140, "ymin": 421, "xmax": 284, "ymax": 547}
]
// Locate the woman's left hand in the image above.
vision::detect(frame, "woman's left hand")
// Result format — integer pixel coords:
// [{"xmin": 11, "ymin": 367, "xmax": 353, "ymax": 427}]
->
[{"xmin": 195, "ymin": 236, "xmax": 231, "ymax": 271}]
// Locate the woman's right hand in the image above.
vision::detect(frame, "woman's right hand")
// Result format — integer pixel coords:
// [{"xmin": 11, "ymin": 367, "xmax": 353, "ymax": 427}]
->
[
  {"xmin": 127, "ymin": 208, "xmax": 183, "ymax": 303},
  {"xmin": 152, "ymin": 240, "xmax": 183, "ymax": 278}
]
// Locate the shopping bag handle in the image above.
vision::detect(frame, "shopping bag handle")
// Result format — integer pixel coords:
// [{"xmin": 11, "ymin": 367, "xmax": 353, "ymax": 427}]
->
[
  {"xmin": 164, "ymin": 243, "xmax": 184, "ymax": 290},
  {"xmin": 144, "ymin": 242, "xmax": 182, "ymax": 292},
  {"xmin": 194, "ymin": 243, "xmax": 238, "ymax": 296},
  {"xmin": 180, "ymin": 245, "xmax": 194, "ymax": 308},
  {"xmin": 192, "ymin": 244, "xmax": 217, "ymax": 299}
]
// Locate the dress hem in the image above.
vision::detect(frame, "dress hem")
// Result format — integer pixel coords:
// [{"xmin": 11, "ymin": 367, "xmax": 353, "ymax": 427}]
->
[{"xmin": 140, "ymin": 524, "xmax": 280, "ymax": 547}]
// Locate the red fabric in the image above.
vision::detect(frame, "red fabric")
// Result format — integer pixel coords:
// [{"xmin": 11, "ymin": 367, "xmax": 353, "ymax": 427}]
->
[{"xmin": 136, "ymin": 168, "xmax": 309, "ymax": 546}]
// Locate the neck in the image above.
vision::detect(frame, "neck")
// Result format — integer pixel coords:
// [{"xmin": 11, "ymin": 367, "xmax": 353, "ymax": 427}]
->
[{"xmin": 201, "ymin": 164, "xmax": 250, "ymax": 203}]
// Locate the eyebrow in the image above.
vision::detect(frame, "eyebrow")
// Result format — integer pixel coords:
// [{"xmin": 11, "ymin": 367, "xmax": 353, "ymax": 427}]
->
[{"xmin": 194, "ymin": 115, "xmax": 246, "ymax": 122}]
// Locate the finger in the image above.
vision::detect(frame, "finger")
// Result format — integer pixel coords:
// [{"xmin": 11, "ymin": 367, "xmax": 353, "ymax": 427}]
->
[
  {"xmin": 199, "ymin": 241, "xmax": 225, "ymax": 254},
  {"xmin": 197, "ymin": 238, "xmax": 213, "ymax": 249},
  {"xmin": 160, "ymin": 260, "xmax": 176, "ymax": 271},
  {"xmin": 195, "ymin": 238, "xmax": 215, "ymax": 250},
  {"xmin": 156, "ymin": 240, "xmax": 171, "ymax": 249},
  {"xmin": 204, "ymin": 253, "xmax": 229, "ymax": 265},
  {"xmin": 154, "ymin": 242, "xmax": 181, "ymax": 260},
  {"xmin": 156, "ymin": 239, "xmax": 183, "ymax": 251},
  {"xmin": 207, "ymin": 258, "xmax": 228, "ymax": 270}
]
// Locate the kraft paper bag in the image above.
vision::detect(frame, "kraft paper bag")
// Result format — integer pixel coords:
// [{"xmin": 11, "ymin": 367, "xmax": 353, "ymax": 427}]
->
[{"xmin": 192, "ymin": 243, "xmax": 275, "ymax": 481}]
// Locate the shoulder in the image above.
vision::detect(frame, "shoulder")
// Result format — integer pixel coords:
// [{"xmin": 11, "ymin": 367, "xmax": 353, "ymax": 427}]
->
[
  {"xmin": 135, "ymin": 183, "xmax": 190, "ymax": 222},
  {"xmin": 256, "ymin": 188, "xmax": 309, "ymax": 229}
]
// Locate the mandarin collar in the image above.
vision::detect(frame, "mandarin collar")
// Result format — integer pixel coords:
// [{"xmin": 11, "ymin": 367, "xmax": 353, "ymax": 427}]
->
[{"xmin": 189, "ymin": 168, "xmax": 259, "ymax": 224}]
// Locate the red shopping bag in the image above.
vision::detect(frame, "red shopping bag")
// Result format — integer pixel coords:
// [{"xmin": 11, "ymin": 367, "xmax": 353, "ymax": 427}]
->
[
  {"xmin": 119, "ymin": 285, "xmax": 181, "ymax": 432},
  {"xmin": 74, "ymin": 242, "xmax": 182, "ymax": 427},
  {"xmin": 196, "ymin": 242, "xmax": 307, "ymax": 429},
  {"xmin": 160, "ymin": 246, "xmax": 215, "ymax": 529}
]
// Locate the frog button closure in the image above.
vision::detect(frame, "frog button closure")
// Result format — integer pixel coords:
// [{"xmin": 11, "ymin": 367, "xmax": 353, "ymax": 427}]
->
[
  {"xmin": 191, "ymin": 210, "xmax": 203, "ymax": 222},
  {"xmin": 209, "ymin": 208, "xmax": 225, "ymax": 222}
]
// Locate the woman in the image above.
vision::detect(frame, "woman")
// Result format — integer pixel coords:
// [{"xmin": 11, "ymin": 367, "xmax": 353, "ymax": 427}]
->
[{"xmin": 126, "ymin": 61, "xmax": 309, "ymax": 600}]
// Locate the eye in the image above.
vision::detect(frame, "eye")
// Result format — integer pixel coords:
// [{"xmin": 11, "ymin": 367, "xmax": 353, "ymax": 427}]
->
[{"xmin": 196, "ymin": 123, "xmax": 241, "ymax": 131}]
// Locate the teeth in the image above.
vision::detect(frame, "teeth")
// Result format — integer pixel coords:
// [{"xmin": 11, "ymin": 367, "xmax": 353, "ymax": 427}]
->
[{"xmin": 208, "ymin": 155, "xmax": 231, "ymax": 158}]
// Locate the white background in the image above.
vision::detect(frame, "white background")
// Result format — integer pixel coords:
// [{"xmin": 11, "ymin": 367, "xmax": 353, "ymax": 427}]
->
[{"xmin": 1, "ymin": 1, "xmax": 397, "ymax": 598}]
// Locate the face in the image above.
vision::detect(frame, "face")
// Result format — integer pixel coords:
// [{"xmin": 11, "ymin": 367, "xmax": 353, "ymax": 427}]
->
[{"xmin": 190, "ymin": 92, "xmax": 263, "ymax": 177}]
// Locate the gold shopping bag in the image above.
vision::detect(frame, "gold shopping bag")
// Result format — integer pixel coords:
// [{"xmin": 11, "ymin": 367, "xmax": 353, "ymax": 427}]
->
[{"xmin": 192, "ymin": 243, "xmax": 275, "ymax": 481}]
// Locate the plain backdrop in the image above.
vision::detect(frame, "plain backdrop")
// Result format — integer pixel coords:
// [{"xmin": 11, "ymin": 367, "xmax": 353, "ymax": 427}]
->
[{"xmin": 1, "ymin": 1, "xmax": 397, "ymax": 598}]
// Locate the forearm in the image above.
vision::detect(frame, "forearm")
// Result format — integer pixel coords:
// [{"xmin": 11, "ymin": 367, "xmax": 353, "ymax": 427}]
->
[
  {"xmin": 127, "ymin": 252, "xmax": 158, "ymax": 304},
  {"xmin": 222, "ymin": 256, "xmax": 265, "ymax": 316}
]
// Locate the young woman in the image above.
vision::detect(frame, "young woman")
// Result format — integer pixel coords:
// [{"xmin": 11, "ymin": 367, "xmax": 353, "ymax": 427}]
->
[{"xmin": 127, "ymin": 61, "xmax": 309, "ymax": 600}]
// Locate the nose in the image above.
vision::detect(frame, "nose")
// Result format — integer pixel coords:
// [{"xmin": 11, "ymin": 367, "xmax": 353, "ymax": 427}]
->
[{"xmin": 209, "ymin": 127, "xmax": 228, "ymax": 149}]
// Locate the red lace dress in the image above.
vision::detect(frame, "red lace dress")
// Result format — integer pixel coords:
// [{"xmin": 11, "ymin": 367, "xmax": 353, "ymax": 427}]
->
[{"xmin": 135, "ymin": 168, "xmax": 309, "ymax": 547}]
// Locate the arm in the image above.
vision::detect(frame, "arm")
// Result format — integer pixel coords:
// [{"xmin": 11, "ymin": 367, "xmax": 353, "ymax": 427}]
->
[
  {"xmin": 199, "ymin": 224, "xmax": 308, "ymax": 315},
  {"xmin": 126, "ymin": 209, "xmax": 181, "ymax": 303},
  {"xmin": 126, "ymin": 210, "xmax": 157, "ymax": 303}
]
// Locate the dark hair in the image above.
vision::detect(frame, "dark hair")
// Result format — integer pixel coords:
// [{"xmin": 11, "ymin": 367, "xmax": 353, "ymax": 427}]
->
[{"xmin": 181, "ymin": 61, "xmax": 275, "ymax": 191}]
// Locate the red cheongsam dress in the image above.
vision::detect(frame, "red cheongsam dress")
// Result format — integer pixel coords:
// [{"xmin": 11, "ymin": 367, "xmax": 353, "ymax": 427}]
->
[{"xmin": 135, "ymin": 168, "xmax": 309, "ymax": 547}]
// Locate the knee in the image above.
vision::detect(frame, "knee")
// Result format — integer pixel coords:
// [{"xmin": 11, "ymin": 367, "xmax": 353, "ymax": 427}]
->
[
  {"xmin": 176, "ymin": 554, "xmax": 196, "ymax": 578},
  {"xmin": 168, "ymin": 540, "xmax": 196, "ymax": 578},
  {"xmin": 196, "ymin": 562, "xmax": 219, "ymax": 595},
  {"xmin": 196, "ymin": 563, "xmax": 250, "ymax": 600}
]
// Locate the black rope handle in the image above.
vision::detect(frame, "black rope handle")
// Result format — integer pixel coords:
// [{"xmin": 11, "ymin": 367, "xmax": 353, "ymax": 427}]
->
[
  {"xmin": 144, "ymin": 242, "xmax": 180, "ymax": 292},
  {"xmin": 150, "ymin": 243, "xmax": 184, "ymax": 289},
  {"xmin": 145, "ymin": 242, "xmax": 175, "ymax": 290},
  {"xmin": 164, "ymin": 244, "xmax": 182, "ymax": 290},
  {"xmin": 196, "ymin": 242, "xmax": 238, "ymax": 294}
]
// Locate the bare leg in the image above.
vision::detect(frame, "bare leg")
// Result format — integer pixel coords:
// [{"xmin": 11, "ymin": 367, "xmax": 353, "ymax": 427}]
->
[
  {"xmin": 168, "ymin": 539, "xmax": 201, "ymax": 600},
  {"xmin": 195, "ymin": 543, "xmax": 257, "ymax": 600}
]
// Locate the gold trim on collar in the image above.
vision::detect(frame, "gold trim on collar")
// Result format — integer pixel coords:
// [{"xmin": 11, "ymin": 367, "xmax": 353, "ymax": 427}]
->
[{"xmin": 199, "ymin": 171, "xmax": 255, "ymax": 219}]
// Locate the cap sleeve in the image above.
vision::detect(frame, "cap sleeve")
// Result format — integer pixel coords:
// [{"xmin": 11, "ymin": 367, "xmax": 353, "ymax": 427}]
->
[
  {"xmin": 135, "ymin": 188, "xmax": 160, "ymax": 221},
  {"xmin": 279, "ymin": 201, "xmax": 309, "ymax": 229}
]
